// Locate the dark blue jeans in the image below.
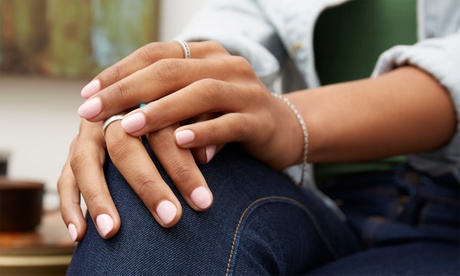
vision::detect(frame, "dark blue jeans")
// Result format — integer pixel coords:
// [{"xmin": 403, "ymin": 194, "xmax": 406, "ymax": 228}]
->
[
  {"xmin": 309, "ymin": 167, "xmax": 459, "ymax": 275},
  {"xmin": 67, "ymin": 144, "xmax": 459, "ymax": 275}
]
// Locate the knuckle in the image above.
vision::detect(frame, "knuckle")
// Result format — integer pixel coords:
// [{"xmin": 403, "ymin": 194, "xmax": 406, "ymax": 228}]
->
[
  {"xmin": 134, "ymin": 174, "xmax": 159, "ymax": 198},
  {"xmin": 229, "ymin": 56, "xmax": 255, "ymax": 77},
  {"xmin": 106, "ymin": 130, "xmax": 130, "ymax": 159},
  {"xmin": 56, "ymin": 175, "xmax": 67, "ymax": 195},
  {"xmin": 69, "ymin": 149, "xmax": 88, "ymax": 175},
  {"xmin": 82, "ymin": 189, "xmax": 104, "ymax": 209},
  {"xmin": 111, "ymin": 81, "xmax": 129, "ymax": 103},
  {"xmin": 101, "ymin": 63, "xmax": 122, "ymax": 84},
  {"xmin": 56, "ymin": 164, "xmax": 71, "ymax": 191},
  {"xmin": 138, "ymin": 42, "xmax": 163, "ymax": 62},
  {"xmin": 197, "ymin": 78, "xmax": 224, "ymax": 103},
  {"xmin": 148, "ymin": 128, "xmax": 172, "ymax": 146},
  {"xmin": 233, "ymin": 116, "xmax": 251, "ymax": 140},
  {"xmin": 170, "ymin": 161, "xmax": 194, "ymax": 186},
  {"xmin": 154, "ymin": 59, "xmax": 183, "ymax": 85},
  {"xmin": 202, "ymin": 122, "xmax": 222, "ymax": 142}
]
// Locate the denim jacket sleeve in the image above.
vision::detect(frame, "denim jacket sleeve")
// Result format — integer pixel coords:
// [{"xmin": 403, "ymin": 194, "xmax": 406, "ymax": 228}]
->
[
  {"xmin": 177, "ymin": 0, "xmax": 284, "ymax": 90},
  {"xmin": 178, "ymin": 0, "xmax": 346, "ymax": 92},
  {"xmin": 372, "ymin": 8, "xmax": 460, "ymax": 182}
]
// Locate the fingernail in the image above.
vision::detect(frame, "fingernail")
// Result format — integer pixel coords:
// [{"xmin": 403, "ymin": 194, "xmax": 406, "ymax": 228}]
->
[
  {"xmin": 78, "ymin": 97, "xmax": 101, "ymax": 119},
  {"xmin": 121, "ymin": 112, "xmax": 146, "ymax": 133},
  {"xmin": 191, "ymin": 187, "xmax": 212, "ymax": 209},
  {"xmin": 176, "ymin": 130, "xmax": 195, "ymax": 146},
  {"xmin": 81, "ymin": 79, "xmax": 101, "ymax": 98},
  {"xmin": 205, "ymin": 145, "xmax": 217, "ymax": 163},
  {"xmin": 96, "ymin": 214, "xmax": 114, "ymax": 237},
  {"xmin": 156, "ymin": 200, "xmax": 177, "ymax": 225},
  {"xmin": 68, "ymin": 223, "xmax": 78, "ymax": 243}
]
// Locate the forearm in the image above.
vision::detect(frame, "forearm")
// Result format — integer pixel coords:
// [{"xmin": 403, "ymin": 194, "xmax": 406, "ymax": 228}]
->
[{"xmin": 287, "ymin": 66, "xmax": 457, "ymax": 164}]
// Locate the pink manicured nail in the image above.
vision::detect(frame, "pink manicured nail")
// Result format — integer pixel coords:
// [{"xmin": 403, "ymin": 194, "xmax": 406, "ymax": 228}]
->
[
  {"xmin": 205, "ymin": 145, "xmax": 217, "ymax": 163},
  {"xmin": 121, "ymin": 112, "xmax": 146, "ymax": 133},
  {"xmin": 176, "ymin": 130, "xmax": 195, "ymax": 146},
  {"xmin": 81, "ymin": 79, "xmax": 101, "ymax": 98},
  {"xmin": 68, "ymin": 223, "xmax": 78, "ymax": 243},
  {"xmin": 96, "ymin": 214, "xmax": 114, "ymax": 237},
  {"xmin": 78, "ymin": 97, "xmax": 102, "ymax": 119},
  {"xmin": 156, "ymin": 200, "xmax": 177, "ymax": 225},
  {"xmin": 191, "ymin": 187, "xmax": 212, "ymax": 209}
]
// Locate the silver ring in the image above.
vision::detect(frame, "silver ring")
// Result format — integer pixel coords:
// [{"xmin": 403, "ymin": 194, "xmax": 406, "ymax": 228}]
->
[
  {"xmin": 173, "ymin": 39, "xmax": 191, "ymax": 59},
  {"xmin": 101, "ymin": 115, "xmax": 124, "ymax": 137}
]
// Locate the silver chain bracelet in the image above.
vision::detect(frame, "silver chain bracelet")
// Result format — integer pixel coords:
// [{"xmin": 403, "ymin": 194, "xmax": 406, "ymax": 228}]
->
[{"xmin": 271, "ymin": 93, "xmax": 309, "ymax": 187}]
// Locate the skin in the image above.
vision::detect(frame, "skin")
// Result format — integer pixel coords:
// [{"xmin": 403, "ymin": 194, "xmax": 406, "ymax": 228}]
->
[{"xmin": 57, "ymin": 41, "xmax": 457, "ymax": 241}]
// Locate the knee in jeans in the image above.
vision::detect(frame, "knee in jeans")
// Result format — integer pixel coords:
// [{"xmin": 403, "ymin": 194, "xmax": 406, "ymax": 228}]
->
[{"xmin": 228, "ymin": 196, "xmax": 340, "ymax": 275}]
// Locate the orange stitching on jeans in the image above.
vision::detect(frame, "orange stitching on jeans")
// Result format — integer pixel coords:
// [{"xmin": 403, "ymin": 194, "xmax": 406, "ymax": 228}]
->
[
  {"xmin": 225, "ymin": 196, "xmax": 339, "ymax": 275},
  {"xmin": 226, "ymin": 197, "xmax": 269, "ymax": 276}
]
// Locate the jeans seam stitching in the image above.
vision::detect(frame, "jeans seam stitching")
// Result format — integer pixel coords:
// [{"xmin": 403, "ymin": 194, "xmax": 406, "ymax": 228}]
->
[{"xmin": 225, "ymin": 196, "xmax": 339, "ymax": 276}]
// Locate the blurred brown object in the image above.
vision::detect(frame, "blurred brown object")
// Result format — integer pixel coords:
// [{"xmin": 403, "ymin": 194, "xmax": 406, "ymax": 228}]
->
[
  {"xmin": 0, "ymin": 151, "xmax": 8, "ymax": 176},
  {"xmin": 0, "ymin": 177, "xmax": 44, "ymax": 231}
]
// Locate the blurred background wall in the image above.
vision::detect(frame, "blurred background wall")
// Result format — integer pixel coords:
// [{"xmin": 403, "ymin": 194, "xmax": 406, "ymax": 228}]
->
[{"xmin": 0, "ymin": 0, "xmax": 206, "ymax": 205}]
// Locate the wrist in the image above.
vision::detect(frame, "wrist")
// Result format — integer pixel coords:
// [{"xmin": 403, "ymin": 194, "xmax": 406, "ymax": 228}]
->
[{"xmin": 271, "ymin": 93, "xmax": 308, "ymax": 187}]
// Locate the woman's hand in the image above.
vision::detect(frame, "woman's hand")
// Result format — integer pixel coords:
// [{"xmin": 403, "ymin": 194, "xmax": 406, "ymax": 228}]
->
[
  {"xmin": 59, "ymin": 40, "xmax": 305, "ymax": 241},
  {"xmin": 57, "ymin": 119, "xmax": 213, "ymax": 241},
  {"xmin": 77, "ymin": 41, "xmax": 304, "ymax": 170}
]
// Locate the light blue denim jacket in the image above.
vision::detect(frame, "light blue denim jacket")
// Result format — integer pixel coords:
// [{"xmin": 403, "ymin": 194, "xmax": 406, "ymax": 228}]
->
[{"xmin": 178, "ymin": 0, "xmax": 460, "ymax": 185}]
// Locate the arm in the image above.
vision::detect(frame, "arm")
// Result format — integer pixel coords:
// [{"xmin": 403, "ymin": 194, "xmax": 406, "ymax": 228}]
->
[
  {"xmin": 288, "ymin": 66, "xmax": 457, "ymax": 164},
  {"xmin": 151, "ymin": 64, "xmax": 457, "ymax": 172},
  {"xmin": 81, "ymin": 42, "xmax": 455, "ymax": 173},
  {"xmin": 371, "ymin": 30, "xmax": 460, "ymax": 179}
]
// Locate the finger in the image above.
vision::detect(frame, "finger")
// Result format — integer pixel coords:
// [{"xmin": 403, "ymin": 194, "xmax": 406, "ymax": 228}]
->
[
  {"xmin": 187, "ymin": 113, "xmax": 223, "ymax": 165},
  {"xmin": 78, "ymin": 56, "xmax": 236, "ymax": 121},
  {"xmin": 77, "ymin": 42, "xmax": 237, "ymax": 121},
  {"xmin": 190, "ymin": 143, "xmax": 225, "ymax": 165},
  {"xmin": 174, "ymin": 114, "xmax": 256, "ymax": 149},
  {"xmin": 70, "ymin": 121, "xmax": 121, "ymax": 239},
  {"xmin": 91, "ymin": 41, "xmax": 228, "ymax": 96},
  {"xmin": 105, "ymin": 121, "xmax": 182, "ymax": 227},
  {"xmin": 146, "ymin": 125, "xmax": 213, "ymax": 211},
  {"xmin": 80, "ymin": 40, "xmax": 209, "ymax": 99},
  {"xmin": 57, "ymin": 139, "xmax": 87, "ymax": 243},
  {"xmin": 190, "ymin": 147, "xmax": 207, "ymax": 165},
  {"xmin": 175, "ymin": 114, "xmax": 288, "ymax": 170},
  {"xmin": 121, "ymin": 79, "xmax": 254, "ymax": 136}
]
